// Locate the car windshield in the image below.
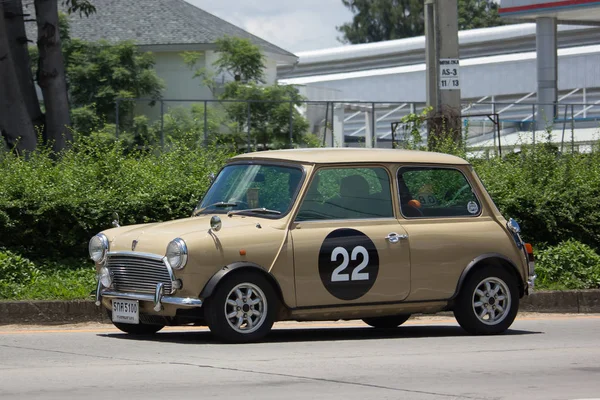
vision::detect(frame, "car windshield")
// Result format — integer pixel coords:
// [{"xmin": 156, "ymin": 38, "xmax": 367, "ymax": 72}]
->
[{"xmin": 195, "ymin": 163, "xmax": 304, "ymax": 218}]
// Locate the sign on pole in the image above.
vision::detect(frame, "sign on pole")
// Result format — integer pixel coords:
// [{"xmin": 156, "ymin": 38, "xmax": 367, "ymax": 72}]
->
[{"xmin": 439, "ymin": 58, "xmax": 460, "ymax": 90}]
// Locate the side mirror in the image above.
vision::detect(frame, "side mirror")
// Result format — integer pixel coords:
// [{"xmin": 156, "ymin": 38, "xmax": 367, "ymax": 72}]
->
[
  {"xmin": 112, "ymin": 212, "xmax": 120, "ymax": 228},
  {"xmin": 507, "ymin": 218, "xmax": 520, "ymax": 234}
]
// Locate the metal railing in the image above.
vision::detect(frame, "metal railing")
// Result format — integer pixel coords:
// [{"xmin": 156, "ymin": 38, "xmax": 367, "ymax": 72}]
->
[{"xmin": 114, "ymin": 97, "xmax": 600, "ymax": 155}]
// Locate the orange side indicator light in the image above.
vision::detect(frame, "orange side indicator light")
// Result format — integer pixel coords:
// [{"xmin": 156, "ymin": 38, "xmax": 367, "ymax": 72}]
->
[
  {"xmin": 239, "ymin": 249, "xmax": 247, "ymax": 256},
  {"xmin": 524, "ymin": 243, "xmax": 534, "ymax": 262}
]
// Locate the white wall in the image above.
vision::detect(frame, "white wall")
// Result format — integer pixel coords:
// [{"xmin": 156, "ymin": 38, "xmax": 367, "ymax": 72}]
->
[
  {"xmin": 291, "ymin": 46, "xmax": 600, "ymax": 102},
  {"xmin": 137, "ymin": 49, "xmax": 291, "ymax": 122},
  {"xmin": 135, "ymin": 51, "xmax": 212, "ymax": 121}
]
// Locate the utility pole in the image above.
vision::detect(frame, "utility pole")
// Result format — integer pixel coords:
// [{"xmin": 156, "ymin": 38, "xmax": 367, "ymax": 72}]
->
[{"xmin": 425, "ymin": 0, "xmax": 462, "ymax": 148}]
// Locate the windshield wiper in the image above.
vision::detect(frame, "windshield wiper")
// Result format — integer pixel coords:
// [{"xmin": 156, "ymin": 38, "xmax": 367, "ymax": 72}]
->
[
  {"xmin": 192, "ymin": 201, "xmax": 238, "ymax": 217},
  {"xmin": 227, "ymin": 208, "xmax": 281, "ymax": 217}
]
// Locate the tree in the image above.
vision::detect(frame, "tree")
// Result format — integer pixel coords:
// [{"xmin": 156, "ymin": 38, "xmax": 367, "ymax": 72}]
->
[
  {"xmin": 63, "ymin": 38, "xmax": 164, "ymax": 133},
  {"xmin": 0, "ymin": 0, "xmax": 95, "ymax": 153},
  {"xmin": 35, "ymin": 0, "xmax": 72, "ymax": 152},
  {"xmin": 3, "ymin": 0, "xmax": 44, "ymax": 134},
  {"xmin": 457, "ymin": 0, "xmax": 505, "ymax": 31},
  {"xmin": 213, "ymin": 36, "xmax": 267, "ymax": 83},
  {"xmin": 183, "ymin": 36, "xmax": 312, "ymax": 150},
  {"xmin": 337, "ymin": 0, "xmax": 504, "ymax": 44},
  {"xmin": 0, "ymin": 1, "xmax": 37, "ymax": 153}
]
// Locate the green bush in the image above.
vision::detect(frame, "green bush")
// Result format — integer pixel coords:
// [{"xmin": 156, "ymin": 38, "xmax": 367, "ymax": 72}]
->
[
  {"xmin": 535, "ymin": 239, "xmax": 600, "ymax": 290},
  {"xmin": 0, "ymin": 253, "xmax": 95, "ymax": 300},
  {"xmin": 0, "ymin": 136, "xmax": 234, "ymax": 261},
  {"xmin": 0, "ymin": 249, "xmax": 41, "ymax": 285},
  {"xmin": 473, "ymin": 143, "xmax": 600, "ymax": 252}
]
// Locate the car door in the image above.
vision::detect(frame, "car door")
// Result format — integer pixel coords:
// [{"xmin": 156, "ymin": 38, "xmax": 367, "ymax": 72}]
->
[
  {"xmin": 291, "ymin": 165, "xmax": 411, "ymax": 308},
  {"xmin": 395, "ymin": 164, "xmax": 508, "ymax": 301}
]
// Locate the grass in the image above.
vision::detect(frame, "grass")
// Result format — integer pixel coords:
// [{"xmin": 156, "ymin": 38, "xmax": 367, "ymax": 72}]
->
[{"xmin": 0, "ymin": 259, "xmax": 96, "ymax": 301}]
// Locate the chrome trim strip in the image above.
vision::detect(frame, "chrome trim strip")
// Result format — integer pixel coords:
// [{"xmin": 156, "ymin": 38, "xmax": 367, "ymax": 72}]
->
[
  {"xmin": 95, "ymin": 280, "xmax": 103, "ymax": 306},
  {"xmin": 527, "ymin": 274, "xmax": 537, "ymax": 290},
  {"xmin": 162, "ymin": 256, "xmax": 178, "ymax": 285},
  {"xmin": 106, "ymin": 252, "xmax": 178, "ymax": 295},
  {"xmin": 100, "ymin": 289, "xmax": 203, "ymax": 307},
  {"xmin": 107, "ymin": 251, "xmax": 164, "ymax": 261},
  {"xmin": 154, "ymin": 283, "xmax": 164, "ymax": 312}
]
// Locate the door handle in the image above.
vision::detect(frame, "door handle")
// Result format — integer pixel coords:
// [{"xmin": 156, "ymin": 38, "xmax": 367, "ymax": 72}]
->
[{"xmin": 386, "ymin": 232, "xmax": 408, "ymax": 243}]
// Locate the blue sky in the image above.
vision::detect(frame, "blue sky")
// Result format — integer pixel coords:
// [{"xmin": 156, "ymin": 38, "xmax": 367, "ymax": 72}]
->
[{"xmin": 186, "ymin": 0, "xmax": 354, "ymax": 53}]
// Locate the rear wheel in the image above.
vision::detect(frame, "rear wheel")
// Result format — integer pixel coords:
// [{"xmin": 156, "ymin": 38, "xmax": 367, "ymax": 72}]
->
[
  {"xmin": 454, "ymin": 265, "xmax": 519, "ymax": 335},
  {"xmin": 362, "ymin": 314, "xmax": 411, "ymax": 329},
  {"xmin": 204, "ymin": 271, "xmax": 277, "ymax": 343}
]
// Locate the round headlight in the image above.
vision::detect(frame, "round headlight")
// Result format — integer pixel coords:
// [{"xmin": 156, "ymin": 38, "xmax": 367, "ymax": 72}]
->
[
  {"xmin": 99, "ymin": 266, "xmax": 112, "ymax": 288},
  {"xmin": 89, "ymin": 234, "xmax": 109, "ymax": 263},
  {"xmin": 166, "ymin": 238, "xmax": 188, "ymax": 270}
]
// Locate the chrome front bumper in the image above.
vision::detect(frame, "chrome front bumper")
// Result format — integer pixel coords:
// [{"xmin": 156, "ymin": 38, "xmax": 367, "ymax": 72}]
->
[
  {"xmin": 527, "ymin": 273, "xmax": 537, "ymax": 290},
  {"xmin": 95, "ymin": 281, "xmax": 203, "ymax": 312}
]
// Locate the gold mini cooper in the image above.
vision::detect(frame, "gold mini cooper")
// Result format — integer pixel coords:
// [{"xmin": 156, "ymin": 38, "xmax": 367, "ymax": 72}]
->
[{"xmin": 89, "ymin": 148, "xmax": 536, "ymax": 343}]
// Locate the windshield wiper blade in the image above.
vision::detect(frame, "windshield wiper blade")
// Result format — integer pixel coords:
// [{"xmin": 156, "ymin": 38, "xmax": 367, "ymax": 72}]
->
[
  {"xmin": 192, "ymin": 201, "xmax": 238, "ymax": 216},
  {"xmin": 227, "ymin": 208, "xmax": 281, "ymax": 217}
]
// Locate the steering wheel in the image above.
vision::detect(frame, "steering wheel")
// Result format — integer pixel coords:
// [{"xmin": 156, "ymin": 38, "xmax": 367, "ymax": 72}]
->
[{"xmin": 450, "ymin": 184, "xmax": 471, "ymax": 203}]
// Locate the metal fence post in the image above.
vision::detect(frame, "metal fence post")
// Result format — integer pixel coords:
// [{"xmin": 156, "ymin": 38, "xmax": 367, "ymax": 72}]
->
[
  {"xmin": 531, "ymin": 104, "xmax": 536, "ymax": 145},
  {"xmin": 571, "ymin": 104, "xmax": 575, "ymax": 153},
  {"xmin": 371, "ymin": 102, "xmax": 376, "ymax": 148},
  {"xmin": 204, "ymin": 100, "xmax": 208, "ymax": 147},
  {"xmin": 160, "ymin": 100, "xmax": 165, "ymax": 149},
  {"xmin": 247, "ymin": 102, "xmax": 251, "ymax": 153},
  {"xmin": 289, "ymin": 101, "xmax": 294, "ymax": 149},
  {"xmin": 560, "ymin": 104, "xmax": 567, "ymax": 154},
  {"xmin": 115, "ymin": 99, "xmax": 120, "ymax": 139},
  {"xmin": 323, "ymin": 101, "xmax": 330, "ymax": 147}
]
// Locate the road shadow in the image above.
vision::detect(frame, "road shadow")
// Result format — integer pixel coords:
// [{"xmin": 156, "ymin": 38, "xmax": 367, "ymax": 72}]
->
[{"xmin": 98, "ymin": 324, "xmax": 542, "ymax": 345}]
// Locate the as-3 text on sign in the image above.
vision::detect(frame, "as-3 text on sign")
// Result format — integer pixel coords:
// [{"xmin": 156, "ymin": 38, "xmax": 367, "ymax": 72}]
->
[{"xmin": 440, "ymin": 58, "xmax": 460, "ymax": 90}]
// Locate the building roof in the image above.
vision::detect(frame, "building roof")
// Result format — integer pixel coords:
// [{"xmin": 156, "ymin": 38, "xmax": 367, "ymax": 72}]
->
[
  {"xmin": 278, "ymin": 43, "xmax": 600, "ymax": 86},
  {"xmin": 231, "ymin": 148, "xmax": 470, "ymax": 165},
  {"xmin": 23, "ymin": 0, "xmax": 295, "ymax": 58},
  {"xmin": 277, "ymin": 23, "xmax": 600, "ymax": 79}
]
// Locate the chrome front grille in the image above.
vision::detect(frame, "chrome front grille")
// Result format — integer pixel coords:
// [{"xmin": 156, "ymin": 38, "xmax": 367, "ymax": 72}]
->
[{"xmin": 106, "ymin": 253, "xmax": 173, "ymax": 294}]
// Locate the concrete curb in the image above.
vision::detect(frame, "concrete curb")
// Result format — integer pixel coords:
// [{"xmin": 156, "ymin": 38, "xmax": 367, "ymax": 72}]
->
[{"xmin": 1, "ymin": 290, "xmax": 599, "ymax": 325}]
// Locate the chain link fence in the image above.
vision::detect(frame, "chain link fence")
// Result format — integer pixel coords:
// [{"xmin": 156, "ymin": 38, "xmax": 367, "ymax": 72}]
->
[{"xmin": 114, "ymin": 98, "xmax": 600, "ymax": 156}]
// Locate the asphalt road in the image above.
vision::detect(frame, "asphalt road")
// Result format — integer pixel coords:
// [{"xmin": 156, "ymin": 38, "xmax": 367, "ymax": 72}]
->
[{"xmin": 1, "ymin": 313, "xmax": 599, "ymax": 400}]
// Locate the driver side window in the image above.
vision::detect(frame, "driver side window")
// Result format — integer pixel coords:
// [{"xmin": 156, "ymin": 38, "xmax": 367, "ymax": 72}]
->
[
  {"xmin": 397, "ymin": 167, "xmax": 481, "ymax": 218},
  {"xmin": 296, "ymin": 167, "xmax": 394, "ymax": 221}
]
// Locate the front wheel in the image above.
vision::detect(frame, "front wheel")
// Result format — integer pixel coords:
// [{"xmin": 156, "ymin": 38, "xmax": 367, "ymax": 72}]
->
[
  {"xmin": 453, "ymin": 266, "xmax": 519, "ymax": 335},
  {"xmin": 362, "ymin": 314, "xmax": 411, "ymax": 329},
  {"xmin": 204, "ymin": 271, "xmax": 278, "ymax": 343}
]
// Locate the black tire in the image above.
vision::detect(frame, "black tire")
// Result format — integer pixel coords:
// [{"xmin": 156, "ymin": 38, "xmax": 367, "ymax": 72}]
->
[
  {"xmin": 204, "ymin": 271, "xmax": 278, "ymax": 343},
  {"xmin": 112, "ymin": 321, "xmax": 164, "ymax": 335},
  {"xmin": 453, "ymin": 265, "xmax": 519, "ymax": 335},
  {"xmin": 362, "ymin": 314, "xmax": 411, "ymax": 329}
]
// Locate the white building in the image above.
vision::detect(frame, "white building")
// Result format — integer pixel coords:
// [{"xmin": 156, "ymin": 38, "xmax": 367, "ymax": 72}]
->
[
  {"xmin": 278, "ymin": 5, "xmax": 600, "ymax": 152},
  {"xmin": 24, "ymin": 0, "xmax": 298, "ymax": 118}
]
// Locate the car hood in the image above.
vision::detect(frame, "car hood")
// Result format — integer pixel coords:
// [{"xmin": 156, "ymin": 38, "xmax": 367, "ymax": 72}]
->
[{"xmin": 103, "ymin": 214, "xmax": 287, "ymax": 255}]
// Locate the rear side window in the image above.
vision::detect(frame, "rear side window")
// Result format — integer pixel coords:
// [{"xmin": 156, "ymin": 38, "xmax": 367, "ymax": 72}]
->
[
  {"xmin": 296, "ymin": 167, "xmax": 394, "ymax": 221},
  {"xmin": 397, "ymin": 167, "xmax": 481, "ymax": 218}
]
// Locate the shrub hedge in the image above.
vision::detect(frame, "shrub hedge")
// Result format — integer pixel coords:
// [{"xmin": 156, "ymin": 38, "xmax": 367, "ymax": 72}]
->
[
  {"xmin": 1, "ymin": 134, "xmax": 599, "ymax": 297},
  {"xmin": 534, "ymin": 239, "xmax": 600, "ymax": 290},
  {"xmin": 473, "ymin": 143, "xmax": 600, "ymax": 252},
  {"xmin": 0, "ymin": 135, "xmax": 234, "ymax": 261}
]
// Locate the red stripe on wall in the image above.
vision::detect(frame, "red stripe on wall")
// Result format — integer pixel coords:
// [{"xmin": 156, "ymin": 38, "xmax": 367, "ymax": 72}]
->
[{"xmin": 499, "ymin": 0, "xmax": 600, "ymax": 14}]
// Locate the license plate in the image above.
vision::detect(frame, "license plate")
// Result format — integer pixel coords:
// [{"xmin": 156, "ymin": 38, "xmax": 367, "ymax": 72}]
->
[{"xmin": 112, "ymin": 299, "xmax": 139, "ymax": 324}]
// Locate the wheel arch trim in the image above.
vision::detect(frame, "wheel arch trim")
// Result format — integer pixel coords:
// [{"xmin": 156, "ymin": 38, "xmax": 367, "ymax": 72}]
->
[
  {"xmin": 199, "ymin": 262, "xmax": 287, "ymax": 305},
  {"xmin": 452, "ymin": 253, "xmax": 524, "ymax": 300}
]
